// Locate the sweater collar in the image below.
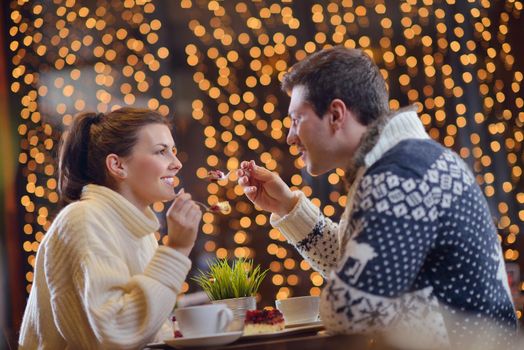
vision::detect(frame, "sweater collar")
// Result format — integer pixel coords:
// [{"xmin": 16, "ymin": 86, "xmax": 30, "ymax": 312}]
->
[
  {"xmin": 80, "ymin": 184, "xmax": 160, "ymax": 239},
  {"xmin": 346, "ymin": 106, "xmax": 429, "ymax": 183}
]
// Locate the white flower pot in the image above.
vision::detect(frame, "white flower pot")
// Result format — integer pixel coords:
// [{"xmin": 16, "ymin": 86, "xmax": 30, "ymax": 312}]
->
[{"xmin": 211, "ymin": 296, "xmax": 256, "ymax": 332}]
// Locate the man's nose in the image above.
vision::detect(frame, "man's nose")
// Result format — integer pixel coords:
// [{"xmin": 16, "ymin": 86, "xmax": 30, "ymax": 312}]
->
[{"xmin": 286, "ymin": 127, "xmax": 297, "ymax": 146}]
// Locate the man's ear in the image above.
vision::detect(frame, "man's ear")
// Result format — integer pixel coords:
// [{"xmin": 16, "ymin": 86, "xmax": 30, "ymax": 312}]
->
[
  {"xmin": 106, "ymin": 154, "xmax": 127, "ymax": 179},
  {"xmin": 328, "ymin": 99, "xmax": 348, "ymax": 131}
]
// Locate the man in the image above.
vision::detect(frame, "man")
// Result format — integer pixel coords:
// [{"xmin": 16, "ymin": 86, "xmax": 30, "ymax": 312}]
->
[{"xmin": 237, "ymin": 47, "xmax": 517, "ymax": 348}]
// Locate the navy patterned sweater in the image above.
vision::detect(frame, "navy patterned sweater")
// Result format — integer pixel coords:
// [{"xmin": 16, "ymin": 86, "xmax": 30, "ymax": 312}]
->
[{"xmin": 271, "ymin": 111, "xmax": 517, "ymax": 349}]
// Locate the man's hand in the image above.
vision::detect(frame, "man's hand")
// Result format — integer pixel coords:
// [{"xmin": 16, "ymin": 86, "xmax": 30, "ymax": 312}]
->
[
  {"xmin": 165, "ymin": 189, "xmax": 202, "ymax": 256},
  {"xmin": 237, "ymin": 160, "xmax": 299, "ymax": 217}
]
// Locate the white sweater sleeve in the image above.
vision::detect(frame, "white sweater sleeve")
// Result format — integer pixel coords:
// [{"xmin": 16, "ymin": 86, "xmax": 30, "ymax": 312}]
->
[
  {"xmin": 46, "ymin": 215, "xmax": 190, "ymax": 349},
  {"xmin": 76, "ymin": 246, "xmax": 188, "ymax": 348},
  {"xmin": 270, "ymin": 191, "xmax": 340, "ymax": 277}
]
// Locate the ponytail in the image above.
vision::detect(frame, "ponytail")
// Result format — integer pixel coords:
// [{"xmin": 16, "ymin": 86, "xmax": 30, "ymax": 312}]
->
[
  {"xmin": 58, "ymin": 112, "xmax": 103, "ymax": 207},
  {"xmin": 58, "ymin": 107, "xmax": 170, "ymax": 207}
]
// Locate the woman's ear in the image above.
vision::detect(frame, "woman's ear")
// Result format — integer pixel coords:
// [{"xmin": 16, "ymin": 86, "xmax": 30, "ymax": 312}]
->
[{"xmin": 106, "ymin": 154, "xmax": 127, "ymax": 179}]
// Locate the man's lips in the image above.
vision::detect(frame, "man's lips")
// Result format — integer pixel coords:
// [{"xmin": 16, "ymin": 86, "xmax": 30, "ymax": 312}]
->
[{"xmin": 298, "ymin": 148, "xmax": 307, "ymax": 158}]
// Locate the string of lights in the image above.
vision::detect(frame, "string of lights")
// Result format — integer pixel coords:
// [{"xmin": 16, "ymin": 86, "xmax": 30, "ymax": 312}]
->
[
  {"xmin": 6, "ymin": 0, "xmax": 523, "ymax": 318},
  {"xmin": 8, "ymin": 0, "xmax": 175, "ymax": 292},
  {"xmin": 178, "ymin": 0, "xmax": 523, "ymax": 310}
]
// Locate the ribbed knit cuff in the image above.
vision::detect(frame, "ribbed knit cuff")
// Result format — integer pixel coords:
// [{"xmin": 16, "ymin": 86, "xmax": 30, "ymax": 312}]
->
[
  {"xmin": 144, "ymin": 246, "xmax": 191, "ymax": 293},
  {"xmin": 270, "ymin": 191, "xmax": 320, "ymax": 244}
]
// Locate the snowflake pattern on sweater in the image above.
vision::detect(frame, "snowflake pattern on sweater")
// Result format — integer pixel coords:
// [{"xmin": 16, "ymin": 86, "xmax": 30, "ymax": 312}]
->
[{"xmin": 287, "ymin": 139, "xmax": 517, "ymax": 349}]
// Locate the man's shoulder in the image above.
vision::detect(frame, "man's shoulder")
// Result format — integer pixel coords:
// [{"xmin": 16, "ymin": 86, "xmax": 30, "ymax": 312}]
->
[{"xmin": 367, "ymin": 139, "xmax": 452, "ymax": 179}]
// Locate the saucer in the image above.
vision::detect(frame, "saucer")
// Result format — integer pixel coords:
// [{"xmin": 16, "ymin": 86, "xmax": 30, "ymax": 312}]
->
[
  {"xmin": 285, "ymin": 319, "xmax": 323, "ymax": 328},
  {"xmin": 163, "ymin": 331, "xmax": 242, "ymax": 348},
  {"xmin": 240, "ymin": 322, "xmax": 324, "ymax": 340}
]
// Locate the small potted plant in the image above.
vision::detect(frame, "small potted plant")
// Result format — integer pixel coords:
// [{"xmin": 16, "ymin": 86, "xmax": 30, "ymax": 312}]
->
[{"xmin": 192, "ymin": 258, "xmax": 268, "ymax": 331}]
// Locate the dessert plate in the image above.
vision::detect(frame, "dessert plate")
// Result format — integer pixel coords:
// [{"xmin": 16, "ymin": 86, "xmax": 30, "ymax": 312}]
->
[
  {"xmin": 285, "ymin": 319, "xmax": 323, "ymax": 328},
  {"xmin": 159, "ymin": 331, "xmax": 243, "ymax": 348},
  {"xmin": 240, "ymin": 322, "xmax": 324, "ymax": 340}
]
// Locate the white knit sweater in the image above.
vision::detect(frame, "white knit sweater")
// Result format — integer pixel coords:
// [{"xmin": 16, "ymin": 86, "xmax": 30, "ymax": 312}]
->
[{"xmin": 19, "ymin": 184, "xmax": 191, "ymax": 349}]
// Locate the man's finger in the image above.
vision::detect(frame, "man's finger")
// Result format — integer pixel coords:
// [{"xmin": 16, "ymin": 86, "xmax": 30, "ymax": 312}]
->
[
  {"xmin": 238, "ymin": 175, "xmax": 251, "ymax": 186},
  {"xmin": 251, "ymin": 163, "xmax": 274, "ymax": 181},
  {"xmin": 244, "ymin": 186, "xmax": 257, "ymax": 202}
]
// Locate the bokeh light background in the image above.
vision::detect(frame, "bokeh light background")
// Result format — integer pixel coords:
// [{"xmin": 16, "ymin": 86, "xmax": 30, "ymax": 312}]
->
[{"xmin": 3, "ymin": 0, "xmax": 523, "ymax": 326}]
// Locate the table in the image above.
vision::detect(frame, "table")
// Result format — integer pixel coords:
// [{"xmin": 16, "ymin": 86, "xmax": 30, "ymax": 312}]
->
[
  {"xmin": 214, "ymin": 332, "xmax": 371, "ymax": 350},
  {"xmin": 145, "ymin": 331, "xmax": 375, "ymax": 350}
]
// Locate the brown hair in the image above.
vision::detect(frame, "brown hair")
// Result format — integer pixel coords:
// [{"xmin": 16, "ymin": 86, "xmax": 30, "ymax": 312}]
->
[
  {"xmin": 58, "ymin": 107, "xmax": 171, "ymax": 206},
  {"xmin": 282, "ymin": 46, "xmax": 389, "ymax": 125}
]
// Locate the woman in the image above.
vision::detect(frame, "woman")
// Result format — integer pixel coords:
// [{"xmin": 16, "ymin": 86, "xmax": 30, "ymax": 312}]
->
[{"xmin": 19, "ymin": 107, "xmax": 202, "ymax": 349}]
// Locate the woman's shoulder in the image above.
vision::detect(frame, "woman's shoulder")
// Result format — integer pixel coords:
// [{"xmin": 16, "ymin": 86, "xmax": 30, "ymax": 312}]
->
[
  {"xmin": 45, "ymin": 198, "xmax": 117, "ymax": 254},
  {"xmin": 50, "ymin": 199, "xmax": 109, "ymax": 239},
  {"xmin": 55, "ymin": 199, "xmax": 98, "ymax": 223}
]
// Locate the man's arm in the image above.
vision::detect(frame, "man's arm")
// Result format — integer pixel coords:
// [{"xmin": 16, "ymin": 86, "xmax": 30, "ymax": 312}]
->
[
  {"xmin": 236, "ymin": 160, "xmax": 343, "ymax": 275},
  {"xmin": 271, "ymin": 192, "xmax": 341, "ymax": 276}
]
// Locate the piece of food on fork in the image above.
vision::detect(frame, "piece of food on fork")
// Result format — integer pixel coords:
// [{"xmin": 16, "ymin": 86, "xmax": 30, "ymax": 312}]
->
[
  {"xmin": 206, "ymin": 169, "xmax": 228, "ymax": 182},
  {"xmin": 193, "ymin": 200, "xmax": 232, "ymax": 215},
  {"xmin": 208, "ymin": 201, "xmax": 231, "ymax": 214}
]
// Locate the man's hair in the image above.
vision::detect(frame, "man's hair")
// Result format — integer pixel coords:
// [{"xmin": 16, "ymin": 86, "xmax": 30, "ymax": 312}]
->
[{"xmin": 281, "ymin": 46, "xmax": 390, "ymax": 125}]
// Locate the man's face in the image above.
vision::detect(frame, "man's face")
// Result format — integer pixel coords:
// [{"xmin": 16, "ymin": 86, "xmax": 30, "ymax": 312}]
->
[{"xmin": 286, "ymin": 85, "xmax": 336, "ymax": 176}]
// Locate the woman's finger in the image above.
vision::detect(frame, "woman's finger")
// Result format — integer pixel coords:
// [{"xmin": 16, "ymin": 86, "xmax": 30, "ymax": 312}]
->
[
  {"xmin": 178, "ymin": 200, "xmax": 195, "ymax": 218},
  {"xmin": 171, "ymin": 193, "xmax": 191, "ymax": 212},
  {"xmin": 189, "ymin": 208, "xmax": 202, "ymax": 223}
]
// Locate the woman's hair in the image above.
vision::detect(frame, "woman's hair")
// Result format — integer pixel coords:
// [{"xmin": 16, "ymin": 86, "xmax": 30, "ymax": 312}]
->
[{"xmin": 58, "ymin": 107, "xmax": 171, "ymax": 207}]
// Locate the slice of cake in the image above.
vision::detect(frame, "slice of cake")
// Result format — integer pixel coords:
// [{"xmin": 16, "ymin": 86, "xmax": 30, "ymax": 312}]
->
[{"xmin": 243, "ymin": 309, "xmax": 285, "ymax": 335}]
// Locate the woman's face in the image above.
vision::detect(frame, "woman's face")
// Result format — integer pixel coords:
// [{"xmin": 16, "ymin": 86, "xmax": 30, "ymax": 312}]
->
[{"xmin": 117, "ymin": 123, "xmax": 182, "ymax": 210}]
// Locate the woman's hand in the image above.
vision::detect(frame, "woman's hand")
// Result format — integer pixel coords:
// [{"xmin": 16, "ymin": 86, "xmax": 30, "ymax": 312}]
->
[
  {"xmin": 237, "ymin": 160, "xmax": 299, "ymax": 217},
  {"xmin": 165, "ymin": 189, "xmax": 202, "ymax": 256}
]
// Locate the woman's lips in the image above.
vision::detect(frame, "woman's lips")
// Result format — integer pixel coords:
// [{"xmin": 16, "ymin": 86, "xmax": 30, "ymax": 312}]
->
[{"xmin": 161, "ymin": 176, "xmax": 175, "ymax": 186}]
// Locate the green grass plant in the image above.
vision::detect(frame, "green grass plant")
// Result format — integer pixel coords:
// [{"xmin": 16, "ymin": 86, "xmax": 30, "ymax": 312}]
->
[{"xmin": 191, "ymin": 258, "xmax": 268, "ymax": 301}]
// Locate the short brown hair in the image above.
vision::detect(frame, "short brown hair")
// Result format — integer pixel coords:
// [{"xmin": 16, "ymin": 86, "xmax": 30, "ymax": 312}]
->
[
  {"xmin": 58, "ymin": 107, "xmax": 171, "ymax": 206},
  {"xmin": 282, "ymin": 46, "xmax": 389, "ymax": 125}
]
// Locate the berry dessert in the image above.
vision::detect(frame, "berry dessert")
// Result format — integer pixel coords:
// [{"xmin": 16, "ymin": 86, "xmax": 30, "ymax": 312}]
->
[
  {"xmin": 243, "ymin": 309, "xmax": 285, "ymax": 335},
  {"xmin": 171, "ymin": 316, "xmax": 183, "ymax": 338}
]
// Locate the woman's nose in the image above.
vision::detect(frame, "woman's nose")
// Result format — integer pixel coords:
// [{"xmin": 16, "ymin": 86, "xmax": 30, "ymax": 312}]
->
[{"xmin": 170, "ymin": 155, "xmax": 182, "ymax": 171}]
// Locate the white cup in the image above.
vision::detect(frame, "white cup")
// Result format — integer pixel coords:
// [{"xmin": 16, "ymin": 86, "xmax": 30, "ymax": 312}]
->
[
  {"xmin": 174, "ymin": 304, "xmax": 234, "ymax": 338},
  {"xmin": 275, "ymin": 296, "xmax": 320, "ymax": 325}
]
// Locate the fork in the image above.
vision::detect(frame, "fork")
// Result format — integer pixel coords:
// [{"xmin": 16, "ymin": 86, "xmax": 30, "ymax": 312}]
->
[{"xmin": 194, "ymin": 201, "xmax": 231, "ymax": 214}]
